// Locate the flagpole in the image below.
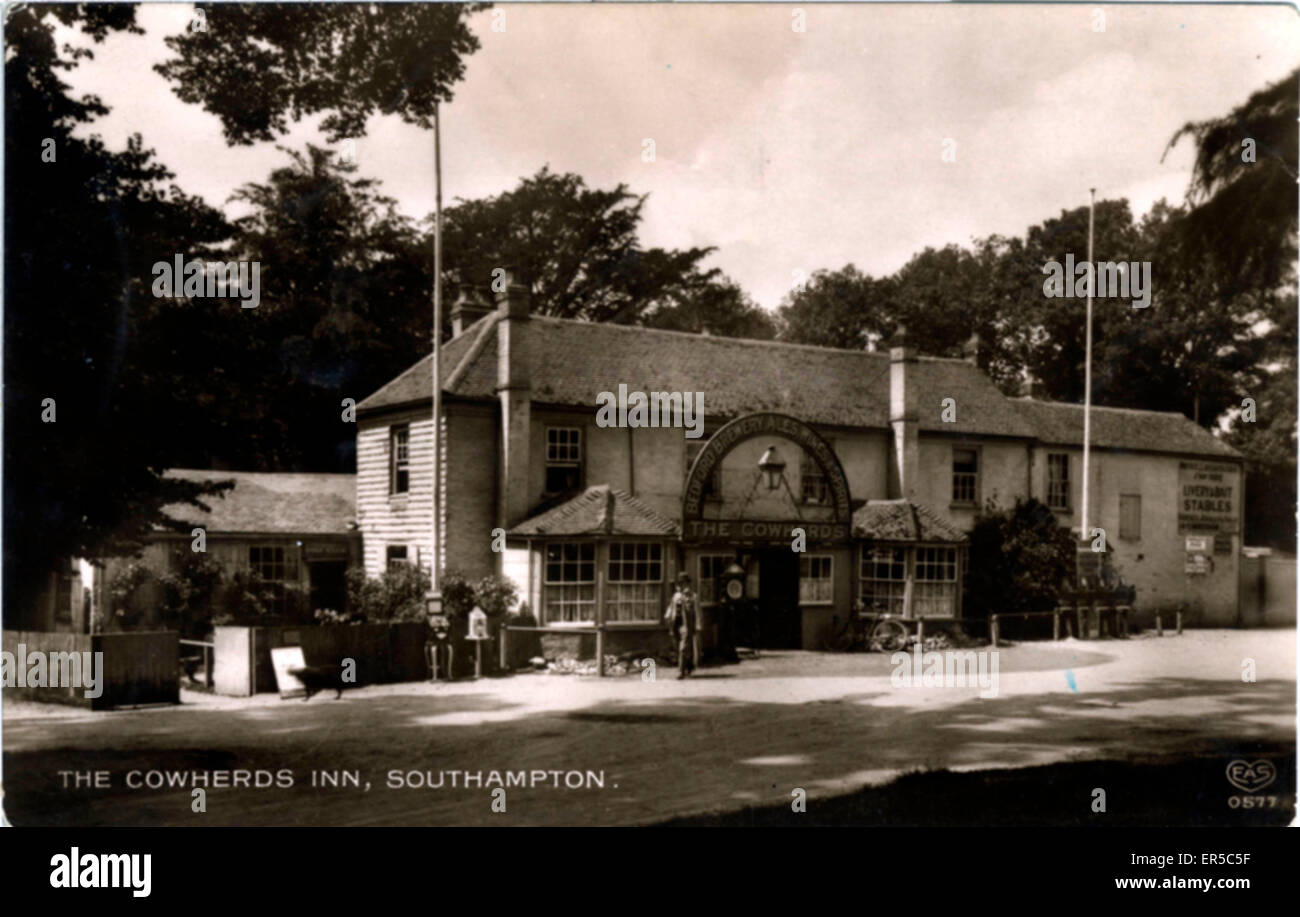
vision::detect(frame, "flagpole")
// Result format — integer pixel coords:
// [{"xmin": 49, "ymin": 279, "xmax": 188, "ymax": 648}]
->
[
  {"xmin": 1081, "ymin": 188, "xmax": 1095, "ymax": 555},
  {"xmin": 430, "ymin": 100, "xmax": 443, "ymax": 607}
]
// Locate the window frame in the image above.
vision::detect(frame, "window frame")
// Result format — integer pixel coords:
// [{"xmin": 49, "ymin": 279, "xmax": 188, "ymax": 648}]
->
[
  {"xmin": 248, "ymin": 544, "xmax": 300, "ymax": 616},
  {"xmin": 859, "ymin": 544, "xmax": 908, "ymax": 616},
  {"xmin": 386, "ymin": 545, "xmax": 410, "ymax": 571},
  {"xmin": 800, "ymin": 439, "xmax": 835, "ymax": 505},
  {"xmin": 389, "ymin": 424, "xmax": 411, "ymax": 495},
  {"xmin": 542, "ymin": 541, "xmax": 597, "ymax": 624},
  {"xmin": 1046, "ymin": 453, "xmax": 1071, "ymax": 512},
  {"xmin": 951, "ymin": 445, "xmax": 980, "ymax": 507},
  {"xmin": 544, "ymin": 426, "xmax": 583, "ymax": 495},
  {"xmin": 697, "ymin": 553, "xmax": 734, "ymax": 606},
  {"xmin": 604, "ymin": 542, "xmax": 665, "ymax": 624},
  {"xmin": 798, "ymin": 553, "xmax": 835, "ymax": 606}
]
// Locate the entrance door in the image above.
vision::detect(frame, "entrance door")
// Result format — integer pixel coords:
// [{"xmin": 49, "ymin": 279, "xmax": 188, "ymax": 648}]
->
[
  {"xmin": 309, "ymin": 562, "xmax": 348, "ymax": 616},
  {"xmin": 756, "ymin": 548, "xmax": 800, "ymax": 648}
]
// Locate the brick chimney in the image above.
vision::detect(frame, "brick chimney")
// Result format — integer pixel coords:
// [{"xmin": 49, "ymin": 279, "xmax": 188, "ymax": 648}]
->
[
  {"xmin": 450, "ymin": 285, "xmax": 493, "ymax": 336},
  {"xmin": 496, "ymin": 273, "xmax": 532, "ymax": 528},
  {"xmin": 889, "ymin": 325, "xmax": 919, "ymax": 500}
]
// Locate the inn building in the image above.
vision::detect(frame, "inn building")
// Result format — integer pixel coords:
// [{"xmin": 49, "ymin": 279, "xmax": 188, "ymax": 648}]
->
[{"xmin": 353, "ymin": 281, "xmax": 1244, "ymax": 654}]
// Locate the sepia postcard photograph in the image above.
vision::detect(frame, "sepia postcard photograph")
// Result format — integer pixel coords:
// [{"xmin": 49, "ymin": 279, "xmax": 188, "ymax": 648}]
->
[{"xmin": 1, "ymin": 0, "xmax": 1298, "ymax": 880}]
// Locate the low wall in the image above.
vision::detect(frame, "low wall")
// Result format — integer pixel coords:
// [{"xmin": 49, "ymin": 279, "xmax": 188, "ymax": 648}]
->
[
  {"xmin": 213, "ymin": 623, "xmax": 428, "ymax": 696},
  {"xmin": 526, "ymin": 627, "xmax": 673, "ymax": 664},
  {"xmin": 2, "ymin": 630, "xmax": 179, "ymax": 710}
]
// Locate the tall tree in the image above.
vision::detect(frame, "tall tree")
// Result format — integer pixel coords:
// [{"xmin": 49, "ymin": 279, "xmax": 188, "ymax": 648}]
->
[
  {"xmin": 4, "ymin": 5, "xmax": 234, "ymax": 606},
  {"xmin": 1164, "ymin": 66, "xmax": 1298, "ymax": 301},
  {"xmin": 774, "ymin": 265, "xmax": 881, "ymax": 349},
  {"xmin": 156, "ymin": 2, "xmax": 489, "ymax": 145},
  {"xmin": 1168, "ymin": 68, "xmax": 1298, "ymax": 549},
  {"xmin": 198, "ymin": 145, "xmax": 429, "ymax": 470},
  {"xmin": 642, "ymin": 273, "xmax": 776, "ymax": 340},
  {"xmin": 439, "ymin": 167, "xmax": 725, "ymax": 325}
]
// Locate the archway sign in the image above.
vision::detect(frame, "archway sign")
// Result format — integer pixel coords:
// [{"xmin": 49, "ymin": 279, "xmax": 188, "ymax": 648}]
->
[{"xmin": 682, "ymin": 412, "xmax": 852, "ymax": 545}]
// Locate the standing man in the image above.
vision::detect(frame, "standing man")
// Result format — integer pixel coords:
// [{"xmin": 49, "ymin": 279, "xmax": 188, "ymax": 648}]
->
[{"xmin": 665, "ymin": 572, "xmax": 699, "ymax": 679}]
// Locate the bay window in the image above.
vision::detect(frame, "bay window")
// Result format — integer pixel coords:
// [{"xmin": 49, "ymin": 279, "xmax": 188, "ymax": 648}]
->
[{"xmin": 543, "ymin": 542, "xmax": 595, "ymax": 623}]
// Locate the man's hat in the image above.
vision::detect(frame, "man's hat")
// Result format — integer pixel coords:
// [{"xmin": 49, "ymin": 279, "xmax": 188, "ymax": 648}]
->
[{"xmin": 676, "ymin": 572, "xmax": 692, "ymax": 586}]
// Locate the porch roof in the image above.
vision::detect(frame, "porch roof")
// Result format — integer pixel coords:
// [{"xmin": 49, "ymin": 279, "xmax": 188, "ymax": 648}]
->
[
  {"xmin": 851, "ymin": 500, "xmax": 968, "ymax": 544},
  {"xmin": 508, "ymin": 485, "xmax": 680, "ymax": 538}
]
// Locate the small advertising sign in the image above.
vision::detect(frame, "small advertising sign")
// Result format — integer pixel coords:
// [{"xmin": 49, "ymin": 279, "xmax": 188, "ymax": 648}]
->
[
  {"xmin": 467, "ymin": 608, "xmax": 489, "ymax": 641},
  {"xmin": 1184, "ymin": 535, "xmax": 1210, "ymax": 553},
  {"xmin": 270, "ymin": 646, "xmax": 308, "ymax": 698},
  {"xmin": 1178, "ymin": 461, "xmax": 1240, "ymax": 534}
]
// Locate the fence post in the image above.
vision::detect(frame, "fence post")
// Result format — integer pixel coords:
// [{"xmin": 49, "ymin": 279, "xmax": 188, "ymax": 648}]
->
[
  {"xmin": 499, "ymin": 624, "xmax": 508, "ymax": 671},
  {"xmin": 916, "ymin": 619, "xmax": 925, "ymax": 646},
  {"xmin": 1176, "ymin": 610, "xmax": 1183, "ymax": 635},
  {"xmin": 1052, "ymin": 610, "xmax": 1061, "ymax": 641},
  {"xmin": 1155, "ymin": 613, "xmax": 1163, "ymax": 636},
  {"xmin": 990, "ymin": 615, "xmax": 999, "ymax": 648}
]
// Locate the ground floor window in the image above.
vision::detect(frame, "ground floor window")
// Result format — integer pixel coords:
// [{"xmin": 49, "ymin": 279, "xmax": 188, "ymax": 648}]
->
[
  {"xmin": 860, "ymin": 546, "xmax": 907, "ymax": 615},
  {"xmin": 798, "ymin": 554, "xmax": 834, "ymax": 605},
  {"xmin": 697, "ymin": 554, "xmax": 732, "ymax": 606},
  {"xmin": 605, "ymin": 542, "xmax": 663, "ymax": 622},
  {"xmin": 913, "ymin": 546, "xmax": 958, "ymax": 617},
  {"xmin": 386, "ymin": 545, "xmax": 409, "ymax": 571},
  {"xmin": 544, "ymin": 542, "xmax": 596, "ymax": 623},
  {"xmin": 249, "ymin": 545, "xmax": 299, "ymax": 615},
  {"xmin": 859, "ymin": 544, "xmax": 960, "ymax": 618}
]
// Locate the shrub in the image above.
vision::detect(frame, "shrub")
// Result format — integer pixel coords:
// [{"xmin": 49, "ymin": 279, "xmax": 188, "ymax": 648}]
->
[
  {"xmin": 965, "ymin": 497, "xmax": 1076, "ymax": 620},
  {"xmin": 437, "ymin": 569, "xmax": 478, "ymax": 619},
  {"xmin": 158, "ymin": 550, "xmax": 224, "ymax": 637},
  {"xmin": 344, "ymin": 562, "xmax": 431, "ymax": 623},
  {"xmin": 105, "ymin": 562, "xmax": 153, "ymax": 631},
  {"xmin": 436, "ymin": 569, "xmax": 519, "ymax": 620},
  {"xmin": 214, "ymin": 569, "xmax": 306, "ymax": 626},
  {"xmin": 472, "ymin": 574, "xmax": 519, "ymax": 618}
]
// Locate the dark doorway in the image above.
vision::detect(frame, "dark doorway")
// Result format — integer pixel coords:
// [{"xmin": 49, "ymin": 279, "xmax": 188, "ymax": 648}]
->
[
  {"xmin": 310, "ymin": 562, "xmax": 348, "ymax": 615},
  {"xmin": 755, "ymin": 548, "xmax": 800, "ymax": 648}
]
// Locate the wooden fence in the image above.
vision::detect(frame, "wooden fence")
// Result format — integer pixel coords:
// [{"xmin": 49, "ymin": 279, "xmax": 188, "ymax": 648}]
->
[
  {"xmin": 212, "ymin": 623, "xmax": 428, "ymax": 695},
  {"xmin": 3, "ymin": 630, "xmax": 179, "ymax": 710}
]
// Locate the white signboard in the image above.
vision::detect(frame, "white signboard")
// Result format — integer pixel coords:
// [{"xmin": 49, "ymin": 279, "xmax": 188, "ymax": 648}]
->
[
  {"xmin": 1184, "ymin": 535, "xmax": 1211, "ymax": 553},
  {"xmin": 270, "ymin": 646, "xmax": 308, "ymax": 698},
  {"xmin": 1178, "ymin": 461, "xmax": 1240, "ymax": 534}
]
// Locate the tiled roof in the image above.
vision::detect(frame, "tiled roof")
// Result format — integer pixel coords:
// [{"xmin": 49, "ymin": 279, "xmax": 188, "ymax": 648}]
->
[
  {"xmin": 357, "ymin": 315, "xmax": 1034, "ymax": 438},
  {"xmin": 160, "ymin": 469, "xmax": 357, "ymax": 535},
  {"xmin": 1013, "ymin": 398, "xmax": 1240, "ymax": 458},
  {"xmin": 357, "ymin": 314, "xmax": 1241, "ymax": 459},
  {"xmin": 852, "ymin": 500, "xmax": 968, "ymax": 543},
  {"xmin": 508, "ymin": 485, "xmax": 680, "ymax": 537}
]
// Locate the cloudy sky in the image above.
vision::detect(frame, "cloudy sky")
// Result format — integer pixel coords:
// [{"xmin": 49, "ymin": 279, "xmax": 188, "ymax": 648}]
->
[{"xmin": 58, "ymin": 2, "xmax": 1299, "ymax": 310}]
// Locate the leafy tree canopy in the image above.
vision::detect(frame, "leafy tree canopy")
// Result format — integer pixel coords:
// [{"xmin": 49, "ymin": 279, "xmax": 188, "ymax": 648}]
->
[{"xmin": 156, "ymin": 2, "xmax": 489, "ymax": 144}]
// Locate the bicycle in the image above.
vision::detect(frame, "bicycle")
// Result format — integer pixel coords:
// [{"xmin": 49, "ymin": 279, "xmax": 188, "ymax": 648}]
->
[{"xmin": 825, "ymin": 598, "xmax": 910, "ymax": 652}]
